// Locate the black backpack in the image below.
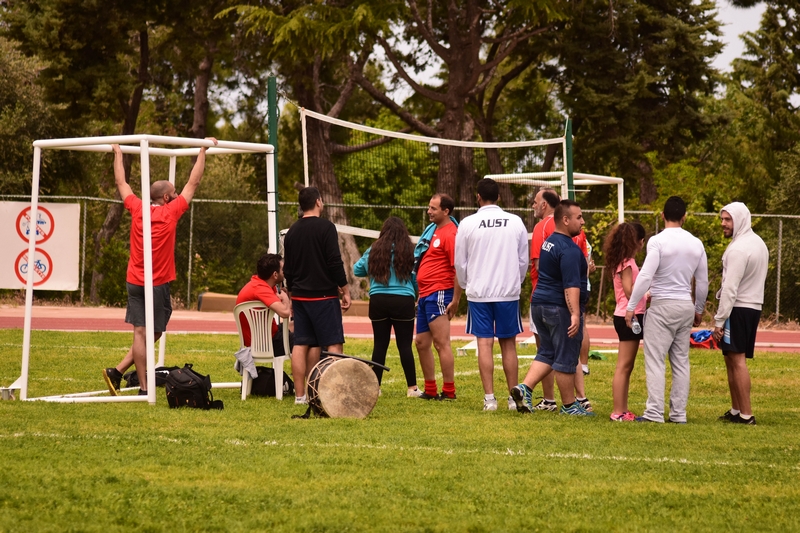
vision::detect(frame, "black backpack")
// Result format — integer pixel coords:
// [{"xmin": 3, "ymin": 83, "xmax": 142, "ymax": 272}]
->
[
  {"xmin": 250, "ymin": 366, "xmax": 295, "ymax": 397},
  {"xmin": 124, "ymin": 366, "xmax": 179, "ymax": 389},
  {"xmin": 165, "ymin": 364, "xmax": 223, "ymax": 410}
]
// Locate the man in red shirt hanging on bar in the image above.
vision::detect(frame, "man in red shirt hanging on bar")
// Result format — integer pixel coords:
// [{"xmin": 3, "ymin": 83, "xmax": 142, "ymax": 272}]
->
[{"xmin": 102, "ymin": 139, "xmax": 217, "ymax": 396}]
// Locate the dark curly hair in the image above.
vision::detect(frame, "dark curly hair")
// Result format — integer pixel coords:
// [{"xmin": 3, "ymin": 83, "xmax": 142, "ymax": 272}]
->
[
  {"xmin": 368, "ymin": 217, "xmax": 414, "ymax": 285},
  {"xmin": 603, "ymin": 222, "xmax": 645, "ymax": 272}
]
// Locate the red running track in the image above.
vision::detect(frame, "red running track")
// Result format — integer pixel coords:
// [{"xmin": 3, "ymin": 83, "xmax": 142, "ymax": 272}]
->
[{"xmin": 1, "ymin": 307, "xmax": 798, "ymax": 351}]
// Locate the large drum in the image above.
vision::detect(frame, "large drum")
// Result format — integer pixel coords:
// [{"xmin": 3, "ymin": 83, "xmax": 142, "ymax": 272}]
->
[{"xmin": 307, "ymin": 356, "xmax": 380, "ymax": 419}]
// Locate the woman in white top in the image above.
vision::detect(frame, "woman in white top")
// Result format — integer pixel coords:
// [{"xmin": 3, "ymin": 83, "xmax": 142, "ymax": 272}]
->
[{"xmin": 604, "ymin": 222, "xmax": 646, "ymax": 422}]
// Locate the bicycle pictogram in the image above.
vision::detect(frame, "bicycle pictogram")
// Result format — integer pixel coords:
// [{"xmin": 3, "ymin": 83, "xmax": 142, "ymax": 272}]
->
[{"xmin": 15, "ymin": 249, "xmax": 53, "ymax": 286}]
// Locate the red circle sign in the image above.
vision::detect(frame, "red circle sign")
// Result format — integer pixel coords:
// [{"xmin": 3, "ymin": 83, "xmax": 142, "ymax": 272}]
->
[
  {"xmin": 15, "ymin": 249, "xmax": 53, "ymax": 286},
  {"xmin": 16, "ymin": 206, "xmax": 55, "ymax": 244}
]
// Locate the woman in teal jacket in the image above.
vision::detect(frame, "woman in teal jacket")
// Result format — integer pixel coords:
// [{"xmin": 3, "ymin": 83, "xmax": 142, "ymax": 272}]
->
[{"xmin": 353, "ymin": 216, "xmax": 420, "ymax": 396}]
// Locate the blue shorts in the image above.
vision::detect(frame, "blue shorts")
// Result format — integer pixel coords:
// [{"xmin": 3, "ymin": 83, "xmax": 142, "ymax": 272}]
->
[
  {"xmin": 530, "ymin": 305, "xmax": 583, "ymax": 374},
  {"xmin": 292, "ymin": 298, "xmax": 344, "ymax": 348},
  {"xmin": 465, "ymin": 301, "xmax": 523, "ymax": 339},
  {"xmin": 416, "ymin": 289, "xmax": 453, "ymax": 334}
]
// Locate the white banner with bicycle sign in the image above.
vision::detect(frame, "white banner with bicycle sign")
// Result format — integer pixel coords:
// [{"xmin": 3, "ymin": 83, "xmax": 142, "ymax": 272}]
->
[{"xmin": 0, "ymin": 202, "xmax": 80, "ymax": 290}]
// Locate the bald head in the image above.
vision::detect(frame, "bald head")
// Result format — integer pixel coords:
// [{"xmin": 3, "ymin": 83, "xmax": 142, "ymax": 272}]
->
[{"xmin": 150, "ymin": 180, "xmax": 176, "ymax": 205}]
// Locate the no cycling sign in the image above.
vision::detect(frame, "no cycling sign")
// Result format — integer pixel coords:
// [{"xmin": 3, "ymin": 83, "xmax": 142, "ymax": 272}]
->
[
  {"xmin": 14, "ymin": 249, "xmax": 53, "ymax": 286},
  {"xmin": 0, "ymin": 202, "xmax": 80, "ymax": 290}
]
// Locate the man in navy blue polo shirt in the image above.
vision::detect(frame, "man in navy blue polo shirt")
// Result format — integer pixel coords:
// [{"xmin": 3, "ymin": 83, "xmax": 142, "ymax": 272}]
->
[{"xmin": 511, "ymin": 199, "xmax": 594, "ymax": 416}]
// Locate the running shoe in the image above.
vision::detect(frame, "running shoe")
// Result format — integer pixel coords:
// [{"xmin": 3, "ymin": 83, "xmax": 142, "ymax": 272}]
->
[
  {"xmin": 734, "ymin": 414, "xmax": 757, "ymax": 425},
  {"xmin": 609, "ymin": 411, "xmax": 636, "ymax": 422},
  {"xmin": 577, "ymin": 397, "xmax": 593, "ymax": 412},
  {"xmin": 718, "ymin": 410, "xmax": 738, "ymax": 422},
  {"xmin": 510, "ymin": 384, "xmax": 533, "ymax": 413},
  {"xmin": 418, "ymin": 391, "xmax": 441, "ymax": 401},
  {"xmin": 532, "ymin": 399, "xmax": 558, "ymax": 412},
  {"xmin": 407, "ymin": 388, "xmax": 424, "ymax": 398},
  {"xmin": 483, "ymin": 397, "xmax": 498, "ymax": 411},
  {"xmin": 560, "ymin": 401, "xmax": 596, "ymax": 416},
  {"xmin": 439, "ymin": 392, "xmax": 457, "ymax": 401},
  {"xmin": 507, "ymin": 396, "xmax": 517, "ymax": 411},
  {"xmin": 294, "ymin": 395, "xmax": 308, "ymax": 405},
  {"xmin": 634, "ymin": 416, "xmax": 656, "ymax": 422},
  {"xmin": 102, "ymin": 368, "xmax": 122, "ymax": 396},
  {"xmin": 137, "ymin": 389, "xmax": 147, "ymax": 396}
]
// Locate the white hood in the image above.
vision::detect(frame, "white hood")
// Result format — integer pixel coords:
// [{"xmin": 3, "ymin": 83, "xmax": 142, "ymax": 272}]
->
[{"xmin": 722, "ymin": 201, "xmax": 752, "ymax": 243}]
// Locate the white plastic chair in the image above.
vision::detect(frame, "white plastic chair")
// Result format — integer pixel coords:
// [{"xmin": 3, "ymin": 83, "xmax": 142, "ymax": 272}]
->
[{"xmin": 233, "ymin": 301, "xmax": 290, "ymax": 400}]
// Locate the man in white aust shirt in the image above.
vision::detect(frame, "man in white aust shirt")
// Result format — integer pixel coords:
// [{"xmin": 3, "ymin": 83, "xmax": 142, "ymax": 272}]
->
[
  {"xmin": 625, "ymin": 196, "xmax": 708, "ymax": 423},
  {"xmin": 455, "ymin": 178, "xmax": 529, "ymax": 411}
]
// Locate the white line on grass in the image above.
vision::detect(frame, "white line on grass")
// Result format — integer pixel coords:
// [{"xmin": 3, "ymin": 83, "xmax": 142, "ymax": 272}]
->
[
  {"xmin": 380, "ymin": 366, "xmax": 506, "ymax": 384},
  {"xmin": 3, "ymin": 432, "xmax": 798, "ymax": 471},
  {"xmin": 0, "ymin": 343, "xmax": 128, "ymax": 351},
  {"xmin": 259, "ymin": 439, "xmax": 800, "ymax": 470}
]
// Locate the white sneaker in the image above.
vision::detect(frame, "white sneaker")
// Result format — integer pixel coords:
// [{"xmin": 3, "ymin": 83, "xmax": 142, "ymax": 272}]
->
[
  {"xmin": 295, "ymin": 395, "xmax": 308, "ymax": 405},
  {"xmin": 483, "ymin": 397, "xmax": 498, "ymax": 411},
  {"xmin": 407, "ymin": 388, "xmax": 423, "ymax": 398},
  {"xmin": 508, "ymin": 396, "xmax": 517, "ymax": 410}
]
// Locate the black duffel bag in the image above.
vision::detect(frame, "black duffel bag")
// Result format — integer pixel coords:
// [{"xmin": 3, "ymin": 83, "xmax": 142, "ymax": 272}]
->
[{"xmin": 165, "ymin": 364, "xmax": 223, "ymax": 410}]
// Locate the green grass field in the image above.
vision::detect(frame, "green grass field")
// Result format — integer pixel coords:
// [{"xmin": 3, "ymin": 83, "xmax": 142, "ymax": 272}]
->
[{"xmin": 1, "ymin": 329, "xmax": 798, "ymax": 532}]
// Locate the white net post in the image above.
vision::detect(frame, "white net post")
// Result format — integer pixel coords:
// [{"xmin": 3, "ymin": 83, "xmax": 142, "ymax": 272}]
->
[
  {"xmin": 266, "ymin": 150, "xmax": 279, "ymax": 253},
  {"xmin": 138, "ymin": 139, "xmax": 157, "ymax": 405},
  {"xmin": 18, "ymin": 146, "xmax": 43, "ymax": 400}
]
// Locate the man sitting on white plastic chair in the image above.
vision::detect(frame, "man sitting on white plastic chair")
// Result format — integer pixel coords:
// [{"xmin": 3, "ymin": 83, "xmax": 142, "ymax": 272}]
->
[{"xmin": 235, "ymin": 253, "xmax": 293, "ymax": 378}]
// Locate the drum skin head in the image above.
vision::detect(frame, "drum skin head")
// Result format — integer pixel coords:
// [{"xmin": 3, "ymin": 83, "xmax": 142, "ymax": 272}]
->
[{"xmin": 313, "ymin": 358, "xmax": 379, "ymax": 419}]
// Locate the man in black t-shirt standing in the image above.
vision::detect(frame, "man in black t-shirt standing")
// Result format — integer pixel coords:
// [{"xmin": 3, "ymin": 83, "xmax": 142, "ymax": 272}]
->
[{"xmin": 283, "ymin": 186, "xmax": 351, "ymax": 405}]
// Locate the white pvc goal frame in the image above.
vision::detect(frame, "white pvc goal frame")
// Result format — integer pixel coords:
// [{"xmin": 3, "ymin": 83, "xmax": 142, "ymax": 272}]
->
[
  {"xmin": 8, "ymin": 134, "xmax": 276, "ymax": 405},
  {"xmin": 487, "ymin": 172, "xmax": 625, "ymax": 224},
  {"xmin": 299, "ymin": 109, "xmax": 625, "ymax": 226}
]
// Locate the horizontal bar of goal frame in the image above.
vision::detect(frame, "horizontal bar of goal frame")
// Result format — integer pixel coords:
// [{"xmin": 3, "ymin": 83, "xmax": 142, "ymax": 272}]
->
[
  {"xmin": 302, "ymin": 108, "xmax": 564, "ymax": 149},
  {"xmin": 33, "ymin": 134, "xmax": 273, "ymax": 154}
]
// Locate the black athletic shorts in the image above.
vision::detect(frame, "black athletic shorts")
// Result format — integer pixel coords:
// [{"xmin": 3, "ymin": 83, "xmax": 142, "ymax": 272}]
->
[
  {"xmin": 292, "ymin": 298, "xmax": 344, "ymax": 348},
  {"xmin": 368, "ymin": 294, "xmax": 415, "ymax": 322},
  {"xmin": 719, "ymin": 307, "xmax": 761, "ymax": 359},
  {"xmin": 125, "ymin": 282, "xmax": 172, "ymax": 332},
  {"xmin": 614, "ymin": 314, "xmax": 644, "ymax": 342}
]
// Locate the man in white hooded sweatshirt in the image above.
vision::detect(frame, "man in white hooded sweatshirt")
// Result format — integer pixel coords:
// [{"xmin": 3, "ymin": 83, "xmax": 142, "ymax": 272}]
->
[
  {"xmin": 455, "ymin": 178, "xmax": 528, "ymax": 411},
  {"xmin": 711, "ymin": 202, "xmax": 769, "ymax": 425}
]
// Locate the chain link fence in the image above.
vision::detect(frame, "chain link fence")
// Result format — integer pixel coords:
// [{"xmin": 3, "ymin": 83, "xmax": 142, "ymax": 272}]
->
[{"xmin": 2, "ymin": 196, "xmax": 797, "ymax": 322}]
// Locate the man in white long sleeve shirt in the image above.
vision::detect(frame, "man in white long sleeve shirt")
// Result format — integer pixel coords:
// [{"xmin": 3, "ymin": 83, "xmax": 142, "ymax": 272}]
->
[
  {"xmin": 625, "ymin": 196, "xmax": 708, "ymax": 423},
  {"xmin": 711, "ymin": 202, "xmax": 768, "ymax": 425},
  {"xmin": 455, "ymin": 179, "xmax": 528, "ymax": 411}
]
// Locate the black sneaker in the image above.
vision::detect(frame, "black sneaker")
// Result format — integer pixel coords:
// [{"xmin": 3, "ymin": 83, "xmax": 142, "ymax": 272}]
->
[
  {"xmin": 103, "ymin": 368, "xmax": 122, "ymax": 396},
  {"xmin": 718, "ymin": 410, "xmax": 738, "ymax": 422},
  {"xmin": 138, "ymin": 389, "xmax": 148, "ymax": 396},
  {"xmin": 439, "ymin": 392, "xmax": 457, "ymax": 401},
  {"xmin": 734, "ymin": 414, "xmax": 757, "ymax": 425},
  {"xmin": 418, "ymin": 391, "xmax": 442, "ymax": 401}
]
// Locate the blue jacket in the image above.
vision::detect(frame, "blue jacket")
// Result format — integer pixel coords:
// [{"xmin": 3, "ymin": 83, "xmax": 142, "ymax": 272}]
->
[{"xmin": 354, "ymin": 247, "xmax": 416, "ymax": 297}]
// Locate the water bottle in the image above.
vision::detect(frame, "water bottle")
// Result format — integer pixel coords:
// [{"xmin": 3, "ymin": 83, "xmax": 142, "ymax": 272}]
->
[
  {"xmin": 723, "ymin": 318, "xmax": 731, "ymax": 344},
  {"xmin": 631, "ymin": 316, "xmax": 642, "ymax": 335}
]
